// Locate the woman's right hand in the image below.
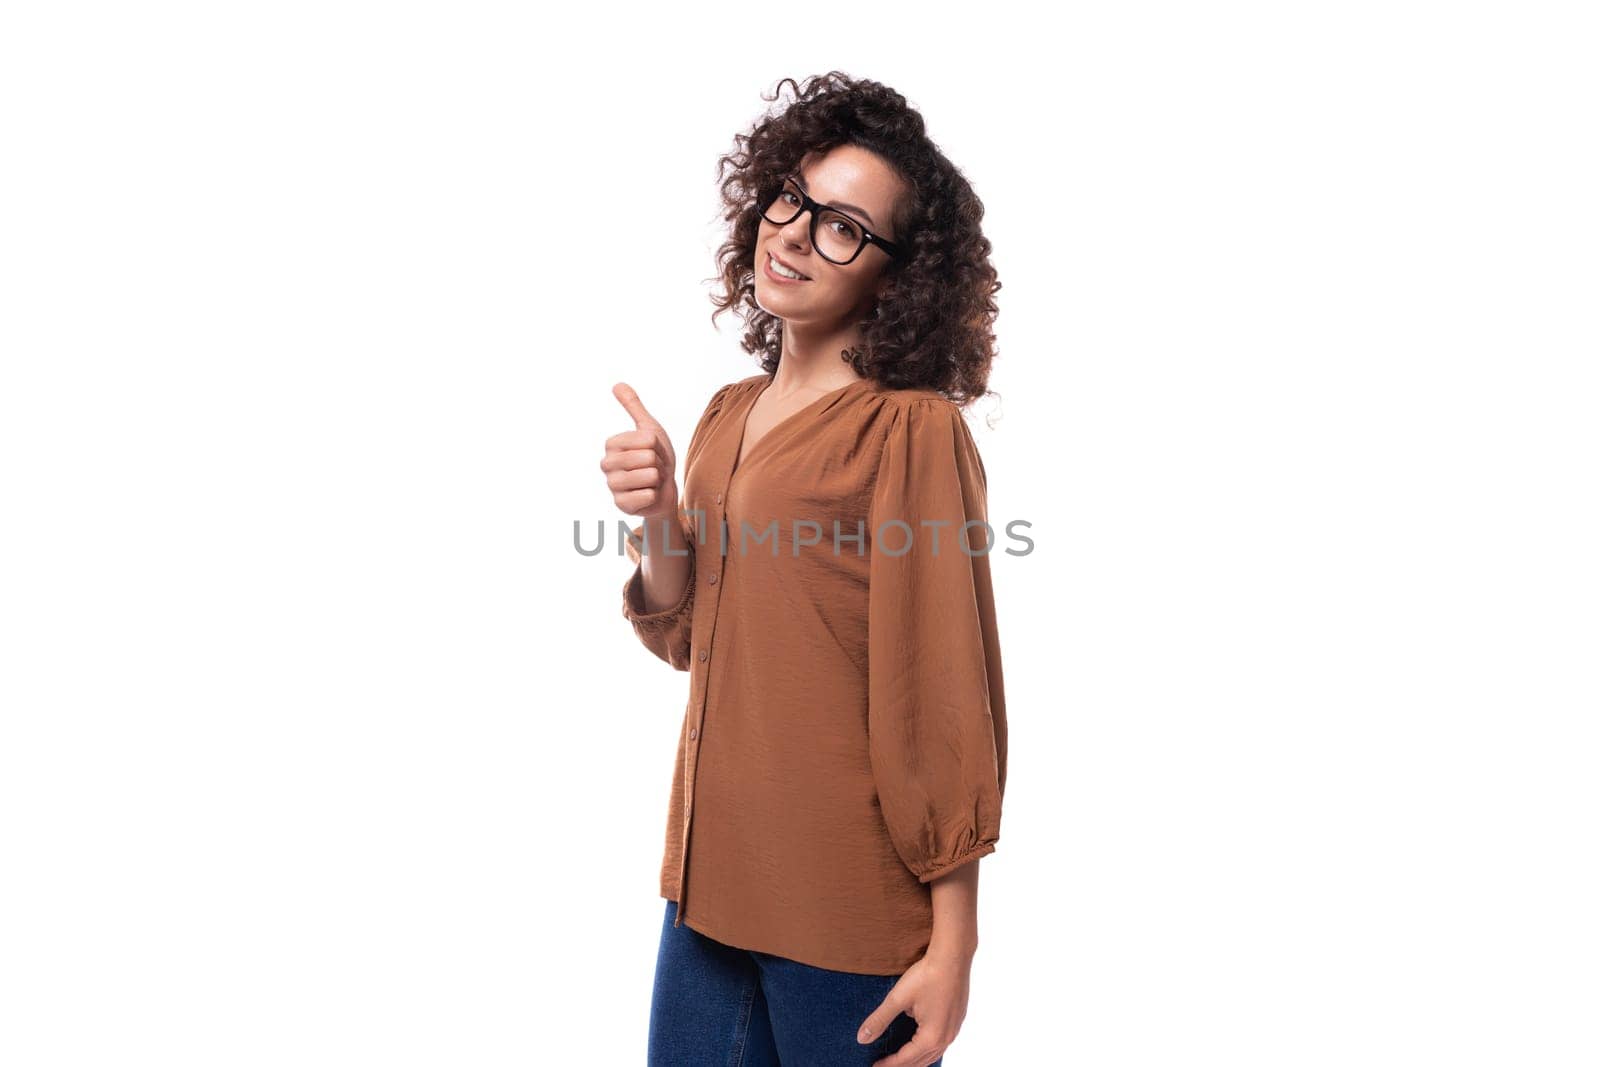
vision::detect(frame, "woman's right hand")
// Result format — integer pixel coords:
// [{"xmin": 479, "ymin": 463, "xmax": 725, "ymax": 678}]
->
[{"xmin": 603, "ymin": 382, "xmax": 680, "ymax": 521}]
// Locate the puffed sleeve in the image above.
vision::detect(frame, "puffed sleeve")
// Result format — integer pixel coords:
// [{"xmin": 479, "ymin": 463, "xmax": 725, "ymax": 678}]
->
[
  {"xmin": 867, "ymin": 398, "xmax": 1008, "ymax": 883},
  {"xmin": 618, "ymin": 382, "xmax": 733, "ymax": 671}
]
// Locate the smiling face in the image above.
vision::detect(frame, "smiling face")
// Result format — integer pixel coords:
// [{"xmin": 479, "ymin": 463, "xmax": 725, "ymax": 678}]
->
[{"xmin": 753, "ymin": 144, "xmax": 909, "ymax": 327}]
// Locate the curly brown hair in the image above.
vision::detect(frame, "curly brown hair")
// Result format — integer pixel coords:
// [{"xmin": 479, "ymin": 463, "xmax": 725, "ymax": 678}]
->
[{"xmin": 707, "ymin": 72, "xmax": 1002, "ymax": 408}]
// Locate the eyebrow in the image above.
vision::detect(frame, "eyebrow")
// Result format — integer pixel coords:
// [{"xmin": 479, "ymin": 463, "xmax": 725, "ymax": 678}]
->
[{"xmin": 790, "ymin": 174, "xmax": 881, "ymax": 229}]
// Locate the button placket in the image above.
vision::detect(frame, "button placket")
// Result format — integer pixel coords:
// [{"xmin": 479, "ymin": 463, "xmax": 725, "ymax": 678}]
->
[{"xmin": 675, "ymin": 485, "xmax": 733, "ymax": 926}]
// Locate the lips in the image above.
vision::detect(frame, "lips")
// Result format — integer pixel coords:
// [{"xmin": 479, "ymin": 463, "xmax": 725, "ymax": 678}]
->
[{"xmin": 768, "ymin": 250, "xmax": 811, "ymax": 281}]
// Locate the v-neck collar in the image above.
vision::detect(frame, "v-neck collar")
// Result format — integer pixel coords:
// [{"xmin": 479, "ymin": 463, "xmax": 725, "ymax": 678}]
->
[{"xmin": 728, "ymin": 375, "xmax": 871, "ymax": 483}]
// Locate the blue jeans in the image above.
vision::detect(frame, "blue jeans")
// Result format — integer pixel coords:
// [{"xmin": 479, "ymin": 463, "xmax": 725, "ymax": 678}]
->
[{"xmin": 649, "ymin": 899, "xmax": 940, "ymax": 1066}]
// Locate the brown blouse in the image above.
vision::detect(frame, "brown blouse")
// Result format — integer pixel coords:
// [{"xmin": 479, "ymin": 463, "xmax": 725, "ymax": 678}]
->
[{"xmin": 619, "ymin": 371, "xmax": 1008, "ymax": 975}]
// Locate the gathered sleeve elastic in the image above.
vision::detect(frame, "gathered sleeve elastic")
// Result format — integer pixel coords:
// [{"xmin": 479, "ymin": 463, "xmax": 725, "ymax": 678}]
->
[
  {"xmin": 620, "ymin": 512, "xmax": 697, "ymax": 670},
  {"xmin": 618, "ymin": 382, "xmax": 734, "ymax": 672},
  {"xmin": 866, "ymin": 398, "xmax": 1009, "ymax": 883}
]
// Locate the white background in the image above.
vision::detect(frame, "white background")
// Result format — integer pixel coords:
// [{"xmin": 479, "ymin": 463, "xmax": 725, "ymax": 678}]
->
[{"xmin": 3, "ymin": 2, "xmax": 1596, "ymax": 1064}]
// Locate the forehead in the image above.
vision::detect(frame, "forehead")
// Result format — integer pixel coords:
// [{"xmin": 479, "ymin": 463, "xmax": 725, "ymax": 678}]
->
[{"xmin": 793, "ymin": 145, "xmax": 906, "ymax": 224}]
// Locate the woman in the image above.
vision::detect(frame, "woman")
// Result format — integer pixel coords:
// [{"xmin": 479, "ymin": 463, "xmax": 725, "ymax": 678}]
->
[{"xmin": 602, "ymin": 72, "xmax": 1007, "ymax": 1066}]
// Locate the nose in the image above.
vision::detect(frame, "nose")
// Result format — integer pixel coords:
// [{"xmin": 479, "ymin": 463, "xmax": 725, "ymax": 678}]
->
[{"xmin": 779, "ymin": 211, "xmax": 812, "ymax": 249}]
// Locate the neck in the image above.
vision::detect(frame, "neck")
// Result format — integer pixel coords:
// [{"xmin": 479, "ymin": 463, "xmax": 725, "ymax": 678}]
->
[{"xmin": 774, "ymin": 323, "xmax": 866, "ymax": 393}]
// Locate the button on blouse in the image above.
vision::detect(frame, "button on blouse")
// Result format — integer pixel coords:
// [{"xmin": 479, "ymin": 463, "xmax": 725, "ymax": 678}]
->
[{"xmin": 619, "ymin": 371, "xmax": 1008, "ymax": 975}]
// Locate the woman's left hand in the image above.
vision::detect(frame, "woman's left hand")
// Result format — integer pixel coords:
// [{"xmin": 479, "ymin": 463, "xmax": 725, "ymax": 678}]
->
[{"xmin": 857, "ymin": 944, "xmax": 974, "ymax": 1066}]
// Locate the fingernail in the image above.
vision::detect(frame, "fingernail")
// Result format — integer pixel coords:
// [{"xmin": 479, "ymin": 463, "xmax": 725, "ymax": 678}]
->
[{"xmin": 859, "ymin": 1027, "xmax": 872, "ymax": 1042}]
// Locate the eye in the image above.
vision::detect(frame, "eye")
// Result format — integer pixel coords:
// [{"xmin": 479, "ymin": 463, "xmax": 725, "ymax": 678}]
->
[{"xmin": 829, "ymin": 217, "xmax": 860, "ymax": 240}]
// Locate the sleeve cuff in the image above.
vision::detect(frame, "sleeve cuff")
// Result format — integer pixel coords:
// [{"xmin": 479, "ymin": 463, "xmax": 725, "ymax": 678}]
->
[
  {"xmin": 621, "ymin": 555, "xmax": 694, "ymax": 626},
  {"xmin": 914, "ymin": 839, "xmax": 997, "ymax": 884}
]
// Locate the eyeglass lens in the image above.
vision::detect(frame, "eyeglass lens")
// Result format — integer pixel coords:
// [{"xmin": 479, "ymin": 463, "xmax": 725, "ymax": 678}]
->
[{"xmin": 761, "ymin": 181, "xmax": 868, "ymax": 264}]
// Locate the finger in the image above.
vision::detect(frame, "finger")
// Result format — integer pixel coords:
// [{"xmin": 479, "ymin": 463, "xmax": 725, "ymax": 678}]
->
[
  {"xmin": 614, "ymin": 486, "xmax": 666, "ymax": 516},
  {"xmin": 608, "ymin": 466, "xmax": 661, "ymax": 492},
  {"xmin": 604, "ymin": 432, "xmax": 670, "ymax": 474},
  {"xmin": 857, "ymin": 997, "xmax": 902, "ymax": 1046},
  {"xmin": 600, "ymin": 447, "xmax": 664, "ymax": 474},
  {"xmin": 612, "ymin": 382, "xmax": 660, "ymax": 431},
  {"xmin": 871, "ymin": 1030, "xmax": 943, "ymax": 1067},
  {"xmin": 603, "ymin": 427, "xmax": 656, "ymax": 449}
]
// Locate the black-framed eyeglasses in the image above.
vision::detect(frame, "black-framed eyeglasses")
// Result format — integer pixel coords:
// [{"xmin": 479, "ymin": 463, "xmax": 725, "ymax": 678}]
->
[{"xmin": 759, "ymin": 177, "xmax": 902, "ymax": 266}]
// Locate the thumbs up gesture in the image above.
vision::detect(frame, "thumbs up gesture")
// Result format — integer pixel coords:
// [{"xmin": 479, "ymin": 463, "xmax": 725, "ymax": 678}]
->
[{"xmin": 604, "ymin": 382, "xmax": 681, "ymax": 521}]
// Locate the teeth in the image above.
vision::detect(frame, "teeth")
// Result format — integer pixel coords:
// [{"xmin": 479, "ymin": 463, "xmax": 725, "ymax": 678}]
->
[{"xmin": 769, "ymin": 253, "xmax": 806, "ymax": 280}]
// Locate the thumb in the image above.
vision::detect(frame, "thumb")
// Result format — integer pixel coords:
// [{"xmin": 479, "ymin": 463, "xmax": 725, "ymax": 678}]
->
[
  {"xmin": 612, "ymin": 382, "xmax": 660, "ymax": 430},
  {"xmin": 857, "ymin": 992, "xmax": 903, "ymax": 1045}
]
